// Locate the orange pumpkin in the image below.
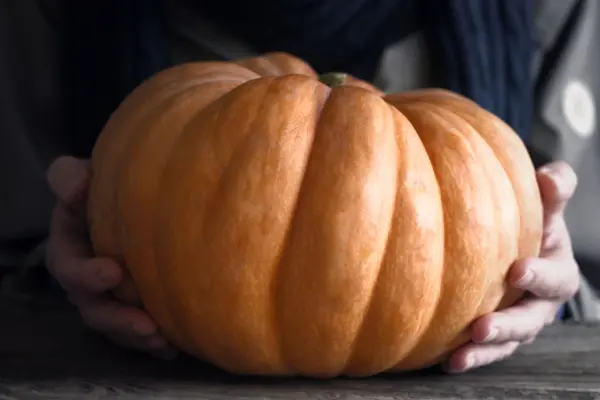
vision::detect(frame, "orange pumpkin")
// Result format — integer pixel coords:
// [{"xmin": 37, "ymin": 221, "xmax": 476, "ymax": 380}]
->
[{"xmin": 88, "ymin": 52, "xmax": 543, "ymax": 378}]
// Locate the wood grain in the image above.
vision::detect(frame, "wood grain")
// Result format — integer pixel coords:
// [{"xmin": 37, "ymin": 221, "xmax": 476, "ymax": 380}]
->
[{"xmin": 1, "ymin": 296, "xmax": 599, "ymax": 399}]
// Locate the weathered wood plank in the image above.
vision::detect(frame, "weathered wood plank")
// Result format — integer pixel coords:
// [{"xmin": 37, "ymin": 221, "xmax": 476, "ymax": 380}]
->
[{"xmin": 1, "ymin": 297, "xmax": 599, "ymax": 399}]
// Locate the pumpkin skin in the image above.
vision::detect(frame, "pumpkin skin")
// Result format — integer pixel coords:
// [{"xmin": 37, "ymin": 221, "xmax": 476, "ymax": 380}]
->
[{"xmin": 88, "ymin": 52, "xmax": 543, "ymax": 378}]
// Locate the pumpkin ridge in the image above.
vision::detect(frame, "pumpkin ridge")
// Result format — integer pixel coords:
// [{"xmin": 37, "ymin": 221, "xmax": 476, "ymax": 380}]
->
[
  {"xmin": 156, "ymin": 75, "xmax": 330, "ymax": 374},
  {"xmin": 119, "ymin": 85, "xmax": 211, "ymax": 337},
  {"xmin": 150, "ymin": 77, "xmax": 278, "ymax": 369},
  {"xmin": 443, "ymin": 111, "xmax": 520, "ymax": 317},
  {"xmin": 389, "ymin": 106, "xmax": 459, "ymax": 370},
  {"xmin": 385, "ymin": 107, "xmax": 446, "ymax": 369},
  {"xmin": 384, "ymin": 90, "xmax": 541, "ymax": 312},
  {"xmin": 89, "ymin": 60, "xmax": 261, "ymax": 179},
  {"xmin": 106, "ymin": 73, "xmax": 251, "ymax": 277},
  {"xmin": 420, "ymin": 104, "xmax": 498, "ymax": 361},
  {"xmin": 341, "ymin": 103, "xmax": 439, "ymax": 377},
  {"xmin": 432, "ymin": 103, "xmax": 539, "ymax": 310},
  {"xmin": 385, "ymin": 89, "xmax": 542, "ymax": 261},
  {"xmin": 338, "ymin": 100, "xmax": 399, "ymax": 376},
  {"xmin": 406, "ymin": 102, "xmax": 516, "ymax": 318},
  {"xmin": 343, "ymin": 103, "xmax": 446, "ymax": 376},
  {"xmin": 90, "ymin": 69, "xmax": 231, "ymax": 266},
  {"xmin": 204, "ymin": 76, "xmax": 283, "ymax": 370},
  {"xmin": 270, "ymin": 81, "xmax": 333, "ymax": 375},
  {"xmin": 202, "ymin": 77, "xmax": 279, "ymax": 178},
  {"xmin": 389, "ymin": 103, "xmax": 496, "ymax": 370},
  {"xmin": 118, "ymin": 78, "xmax": 251, "ymax": 352},
  {"xmin": 275, "ymin": 87, "xmax": 398, "ymax": 377},
  {"xmin": 202, "ymin": 75, "xmax": 316, "ymax": 373}
]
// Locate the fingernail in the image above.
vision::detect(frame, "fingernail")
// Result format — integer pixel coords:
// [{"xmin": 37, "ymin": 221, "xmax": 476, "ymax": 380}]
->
[
  {"xmin": 539, "ymin": 165, "xmax": 567, "ymax": 192},
  {"xmin": 447, "ymin": 354, "xmax": 476, "ymax": 374},
  {"xmin": 539, "ymin": 165, "xmax": 553, "ymax": 176},
  {"xmin": 481, "ymin": 327, "xmax": 498, "ymax": 343},
  {"xmin": 463, "ymin": 354, "xmax": 476, "ymax": 371},
  {"xmin": 515, "ymin": 269, "xmax": 534, "ymax": 287},
  {"xmin": 132, "ymin": 320, "xmax": 156, "ymax": 336}
]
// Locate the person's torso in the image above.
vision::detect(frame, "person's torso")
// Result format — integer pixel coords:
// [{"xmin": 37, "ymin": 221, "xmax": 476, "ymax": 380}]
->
[
  {"xmin": 0, "ymin": 0, "xmax": 68, "ymax": 271},
  {"xmin": 3, "ymin": 0, "xmax": 600, "ymax": 296},
  {"xmin": 165, "ymin": 0, "xmax": 600, "ymax": 290}
]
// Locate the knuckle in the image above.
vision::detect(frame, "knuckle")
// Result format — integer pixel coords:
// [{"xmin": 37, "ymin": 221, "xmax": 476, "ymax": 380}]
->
[
  {"xmin": 548, "ymin": 285, "xmax": 566, "ymax": 300},
  {"xmin": 51, "ymin": 262, "xmax": 80, "ymax": 293},
  {"xmin": 531, "ymin": 259, "xmax": 579, "ymax": 300},
  {"xmin": 55, "ymin": 258, "xmax": 108, "ymax": 294},
  {"xmin": 47, "ymin": 156, "xmax": 75, "ymax": 198},
  {"xmin": 565, "ymin": 270, "xmax": 581, "ymax": 299},
  {"xmin": 498, "ymin": 313, "xmax": 544, "ymax": 343},
  {"xmin": 548, "ymin": 160, "xmax": 578, "ymax": 193},
  {"xmin": 553, "ymin": 264, "xmax": 580, "ymax": 301}
]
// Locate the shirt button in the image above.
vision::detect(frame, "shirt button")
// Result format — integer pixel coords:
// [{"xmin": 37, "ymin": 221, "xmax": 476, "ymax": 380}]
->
[{"xmin": 562, "ymin": 80, "xmax": 596, "ymax": 138}]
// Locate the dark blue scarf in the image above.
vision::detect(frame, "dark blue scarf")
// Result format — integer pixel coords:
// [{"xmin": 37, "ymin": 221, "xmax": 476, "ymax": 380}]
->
[
  {"xmin": 66, "ymin": 0, "xmax": 534, "ymax": 156},
  {"xmin": 65, "ymin": 0, "xmax": 169, "ymax": 156}
]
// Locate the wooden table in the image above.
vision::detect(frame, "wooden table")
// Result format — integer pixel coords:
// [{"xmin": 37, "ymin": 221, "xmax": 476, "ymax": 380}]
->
[{"xmin": 1, "ymin": 296, "xmax": 599, "ymax": 399}]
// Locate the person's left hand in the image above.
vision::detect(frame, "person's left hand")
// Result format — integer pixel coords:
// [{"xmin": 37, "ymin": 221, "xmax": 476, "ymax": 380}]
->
[{"xmin": 444, "ymin": 160, "xmax": 581, "ymax": 373}]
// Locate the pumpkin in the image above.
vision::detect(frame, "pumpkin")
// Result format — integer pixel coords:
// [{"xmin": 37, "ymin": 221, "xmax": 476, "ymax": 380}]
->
[{"xmin": 88, "ymin": 52, "xmax": 543, "ymax": 378}]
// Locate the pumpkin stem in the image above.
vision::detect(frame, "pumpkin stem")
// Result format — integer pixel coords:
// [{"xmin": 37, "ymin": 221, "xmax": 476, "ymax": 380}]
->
[{"xmin": 319, "ymin": 72, "xmax": 348, "ymax": 88}]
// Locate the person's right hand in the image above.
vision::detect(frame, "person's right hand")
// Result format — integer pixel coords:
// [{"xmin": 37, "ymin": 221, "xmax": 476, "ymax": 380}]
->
[{"xmin": 45, "ymin": 155, "xmax": 177, "ymax": 359}]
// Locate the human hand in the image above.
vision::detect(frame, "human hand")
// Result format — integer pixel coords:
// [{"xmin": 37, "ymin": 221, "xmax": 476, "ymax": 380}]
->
[
  {"xmin": 45, "ymin": 156, "xmax": 177, "ymax": 359},
  {"xmin": 445, "ymin": 161, "xmax": 580, "ymax": 373}
]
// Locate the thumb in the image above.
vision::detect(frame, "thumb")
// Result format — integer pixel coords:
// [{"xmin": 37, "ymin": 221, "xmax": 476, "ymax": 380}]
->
[
  {"xmin": 47, "ymin": 156, "xmax": 91, "ymax": 205},
  {"xmin": 536, "ymin": 161, "xmax": 577, "ymax": 223}
]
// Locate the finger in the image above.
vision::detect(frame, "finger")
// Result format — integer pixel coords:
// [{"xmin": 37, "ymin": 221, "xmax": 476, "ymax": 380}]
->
[
  {"xmin": 46, "ymin": 205, "xmax": 92, "ymax": 277},
  {"xmin": 48, "ymin": 202, "xmax": 89, "ymax": 253},
  {"xmin": 537, "ymin": 161, "xmax": 577, "ymax": 222},
  {"xmin": 540, "ymin": 216, "xmax": 572, "ymax": 257},
  {"xmin": 106, "ymin": 332, "xmax": 179, "ymax": 360},
  {"xmin": 76, "ymin": 296, "xmax": 158, "ymax": 338},
  {"xmin": 47, "ymin": 156, "xmax": 91, "ymax": 206},
  {"xmin": 470, "ymin": 298, "xmax": 556, "ymax": 344},
  {"xmin": 444, "ymin": 341, "xmax": 520, "ymax": 374},
  {"xmin": 46, "ymin": 206, "xmax": 122, "ymax": 293},
  {"xmin": 55, "ymin": 257, "xmax": 122, "ymax": 294},
  {"xmin": 508, "ymin": 257, "xmax": 580, "ymax": 301}
]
